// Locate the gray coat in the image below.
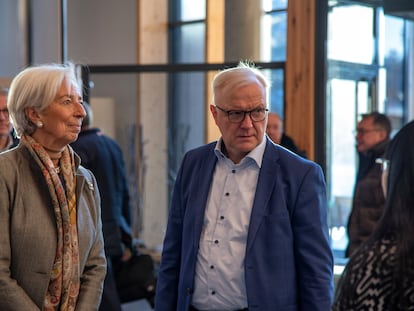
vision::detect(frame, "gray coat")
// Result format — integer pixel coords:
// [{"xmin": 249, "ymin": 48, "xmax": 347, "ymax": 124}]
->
[{"xmin": 0, "ymin": 144, "xmax": 107, "ymax": 311}]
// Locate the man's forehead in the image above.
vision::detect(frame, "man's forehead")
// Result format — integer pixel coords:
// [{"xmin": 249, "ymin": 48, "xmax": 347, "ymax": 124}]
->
[{"xmin": 0, "ymin": 95, "xmax": 7, "ymax": 107}]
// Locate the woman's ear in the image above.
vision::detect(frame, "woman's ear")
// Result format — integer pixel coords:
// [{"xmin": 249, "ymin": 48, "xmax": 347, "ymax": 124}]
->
[{"xmin": 24, "ymin": 107, "xmax": 41, "ymax": 124}]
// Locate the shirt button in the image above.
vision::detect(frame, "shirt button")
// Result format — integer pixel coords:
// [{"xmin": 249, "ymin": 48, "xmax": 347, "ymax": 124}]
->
[
  {"xmin": 210, "ymin": 265, "xmax": 214, "ymax": 269},
  {"xmin": 225, "ymin": 192, "xmax": 229, "ymax": 196},
  {"xmin": 232, "ymin": 169, "xmax": 236, "ymax": 173},
  {"xmin": 211, "ymin": 290, "xmax": 216, "ymax": 295},
  {"xmin": 220, "ymin": 216, "xmax": 224, "ymax": 220},
  {"xmin": 214, "ymin": 240, "xmax": 219, "ymax": 244}
]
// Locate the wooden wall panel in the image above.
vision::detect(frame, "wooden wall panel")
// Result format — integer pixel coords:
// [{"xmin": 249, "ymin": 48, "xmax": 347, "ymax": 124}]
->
[
  {"xmin": 285, "ymin": 0, "xmax": 316, "ymax": 159},
  {"xmin": 206, "ymin": 0, "xmax": 224, "ymax": 143}
]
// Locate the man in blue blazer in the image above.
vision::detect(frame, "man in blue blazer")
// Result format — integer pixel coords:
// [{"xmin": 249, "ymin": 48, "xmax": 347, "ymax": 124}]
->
[{"xmin": 155, "ymin": 62, "xmax": 334, "ymax": 311}]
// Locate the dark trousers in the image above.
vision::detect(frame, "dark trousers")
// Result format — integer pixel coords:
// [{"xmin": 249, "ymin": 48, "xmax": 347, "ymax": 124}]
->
[{"xmin": 99, "ymin": 257, "xmax": 122, "ymax": 311}]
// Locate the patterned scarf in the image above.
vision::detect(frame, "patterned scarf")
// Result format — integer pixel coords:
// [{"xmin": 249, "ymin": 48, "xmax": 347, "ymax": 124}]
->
[{"xmin": 21, "ymin": 135, "xmax": 80, "ymax": 310}]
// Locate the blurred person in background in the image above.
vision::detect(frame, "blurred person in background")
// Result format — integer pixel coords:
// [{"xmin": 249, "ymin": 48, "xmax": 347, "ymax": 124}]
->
[
  {"xmin": 266, "ymin": 111, "xmax": 306, "ymax": 158},
  {"xmin": 346, "ymin": 112, "xmax": 391, "ymax": 257},
  {"xmin": 71, "ymin": 102, "xmax": 137, "ymax": 311},
  {"xmin": 0, "ymin": 86, "xmax": 19, "ymax": 152}
]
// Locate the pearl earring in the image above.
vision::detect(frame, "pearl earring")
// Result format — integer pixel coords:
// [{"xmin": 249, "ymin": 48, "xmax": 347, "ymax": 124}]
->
[{"xmin": 36, "ymin": 121, "xmax": 44, "ymax": 128}]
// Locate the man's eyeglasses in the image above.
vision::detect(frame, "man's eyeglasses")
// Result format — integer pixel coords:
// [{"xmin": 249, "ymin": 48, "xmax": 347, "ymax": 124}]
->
[
  {"xmin": 0, "ymin": 108, "xmax": 9, "ymax": 116},
  {"xmin": 215, "ymin": 105, "xmax": 268, "ymax": 123}
]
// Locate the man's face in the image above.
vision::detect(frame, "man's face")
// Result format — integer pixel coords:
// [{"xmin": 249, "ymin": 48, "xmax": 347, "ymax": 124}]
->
[
  {"xmin": 355, "ymin": 116, "xmax": 387, "ymax": 153},
  {"xmin": 0, "ymin": 94, "xmax": 11, "ymax": 137},
  {"xmin": 210, "ymin": 82, "xmax": 267, "ymax": 164},
  {"xmin": 266, "ymin": 113, "xmax": 283, "ymax": 144}
]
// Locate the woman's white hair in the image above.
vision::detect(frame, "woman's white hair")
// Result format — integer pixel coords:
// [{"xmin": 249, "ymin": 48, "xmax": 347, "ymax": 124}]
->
[{"xmin": 8, "ymin": 62, "xmax": 81, "ymax": 137}]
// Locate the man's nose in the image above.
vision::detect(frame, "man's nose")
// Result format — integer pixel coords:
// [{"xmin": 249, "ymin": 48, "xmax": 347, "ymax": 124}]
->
[{"xmin": 240, "ymin": 113, "xmax": 253, "ymax": 127}]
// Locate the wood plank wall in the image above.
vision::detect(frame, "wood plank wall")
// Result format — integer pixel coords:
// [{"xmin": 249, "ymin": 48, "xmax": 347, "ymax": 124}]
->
[{"xmin": 285, "ymin": 0, "xmax": 316, "ymax": 160}]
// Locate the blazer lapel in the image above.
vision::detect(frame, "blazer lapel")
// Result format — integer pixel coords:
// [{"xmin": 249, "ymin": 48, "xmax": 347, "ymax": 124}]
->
[
  {"xmin": 246, "ymin": 140, "xmax": 280, "ymax": 253},
  {"xmin": 191, "ymin": 147, "xmax": 218, "ymax": 250}
]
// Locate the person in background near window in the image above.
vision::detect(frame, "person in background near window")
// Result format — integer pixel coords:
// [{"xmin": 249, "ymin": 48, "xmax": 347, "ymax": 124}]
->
[
  {"xmin": 266, "ymin": 111, "xmax": 307, "ymax": 158},
  {"xmin": 154, "ymin": 61, "xmax": 333, "ymax": 311},
  {"xmin": 71, "ymin": 102, "xmax": 136, "ymax": 311},
  {"xmin": 0, "ymin": 86, "xmax": 19, "ymax": 152},
  {"xmin": 0, "ymin": 63, "xmax": 106, "ymax": 310},
  {"xmin": 346, "ymin": 112, "xmax": 391, "ymax": 258},
  {"xmin": 332, "ymin": 120, "xmax": 414, "ymax": 310}
]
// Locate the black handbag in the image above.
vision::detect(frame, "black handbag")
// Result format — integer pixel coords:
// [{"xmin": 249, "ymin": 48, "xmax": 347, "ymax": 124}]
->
[{"xmin": 114, "ymin": 253, "xmax": 156, "ymax": 304}]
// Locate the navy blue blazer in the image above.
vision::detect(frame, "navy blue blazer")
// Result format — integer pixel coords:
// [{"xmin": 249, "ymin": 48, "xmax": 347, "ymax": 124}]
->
[{"xmin": 155, "ymin": 138, "xmax": 334, "ymax": 311}]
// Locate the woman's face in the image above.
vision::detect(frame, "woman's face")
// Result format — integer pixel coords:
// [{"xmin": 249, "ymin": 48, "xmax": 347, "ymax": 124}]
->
[{"xmin": 32, "ymin": 82, "xmax": 86, "ymax": 150}]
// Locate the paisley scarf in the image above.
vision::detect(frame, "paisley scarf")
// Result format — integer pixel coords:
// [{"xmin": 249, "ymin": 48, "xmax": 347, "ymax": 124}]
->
[{"xmin": 21, "ymin": 135, "xmax": 80, "ymax": 310}]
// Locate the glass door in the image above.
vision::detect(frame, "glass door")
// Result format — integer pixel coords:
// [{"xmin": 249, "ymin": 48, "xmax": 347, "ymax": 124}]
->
[
  {"xmin": 327, "ymin": 73, "xmax": 376, "ymax": 258},
  {"xmin": 326, "ymin": 1, "xmax": 406, "ymax": 258}
]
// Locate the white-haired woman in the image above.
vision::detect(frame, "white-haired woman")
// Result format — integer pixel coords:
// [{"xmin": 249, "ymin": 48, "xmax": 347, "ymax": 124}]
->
[{"xmin": 0, "ymin": 63, "xmax": 106, "ymax": 310}]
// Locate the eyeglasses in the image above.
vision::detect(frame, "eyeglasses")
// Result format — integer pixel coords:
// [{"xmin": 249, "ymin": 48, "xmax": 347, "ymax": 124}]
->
[
  {"xmin": 215, "ymin": 105, "xmax": 268, "ymax": 123},
  {"xmin": 353, "ymin": 128, "xmax": 381, "ymax": 135},
  {"xmin": 0, "ymin": 108, "xmax": 9, "ymax": 116},
  {"xmin": 376, "ymin": 158, "xmax": 390, "ymax": 172}
]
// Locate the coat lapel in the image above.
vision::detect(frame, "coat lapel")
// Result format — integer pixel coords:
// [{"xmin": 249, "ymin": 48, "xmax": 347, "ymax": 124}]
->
[
  {"xmin": 191, "ymin": 148, "xmax": 218, "ymax": 250},
  {"xmin": 246, "ymin": 140, "xmax": 280, "ymax": 253}
]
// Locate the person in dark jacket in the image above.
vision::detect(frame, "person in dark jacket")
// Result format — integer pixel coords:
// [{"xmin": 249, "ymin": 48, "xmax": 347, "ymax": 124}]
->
[
  {"xmin": 71, "ymin": 102, "xmax": 134, "ymax": 311},
  {"xmin": 266, "ymin": 111, "xmax": 307, "ymax": 158},
  {"xmin": 346, "ymin": 112, "xmax": 391, "ymax": 257}
]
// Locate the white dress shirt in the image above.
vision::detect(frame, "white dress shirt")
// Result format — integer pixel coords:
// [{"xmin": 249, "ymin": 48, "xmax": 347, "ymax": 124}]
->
[{"xmin": 191, "ymin": 137, "xmax": 266, "ymax": 310}]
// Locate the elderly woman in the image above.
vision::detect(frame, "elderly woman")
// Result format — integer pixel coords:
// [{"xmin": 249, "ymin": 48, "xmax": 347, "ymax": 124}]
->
[{"xmin": 0, "ymin": 63, "xmax": 106, "ymax": 310}]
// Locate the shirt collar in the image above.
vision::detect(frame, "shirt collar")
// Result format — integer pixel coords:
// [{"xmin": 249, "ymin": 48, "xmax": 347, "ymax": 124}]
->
[{"xmin": 214, "ymin": 136, "xmax": 266, "ymax": 168}]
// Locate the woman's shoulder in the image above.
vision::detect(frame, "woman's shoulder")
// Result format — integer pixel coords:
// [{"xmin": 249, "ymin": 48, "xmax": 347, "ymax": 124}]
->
[{"xmin": 333, "ymin": 238, "xmax": 398, "ymax": 310}]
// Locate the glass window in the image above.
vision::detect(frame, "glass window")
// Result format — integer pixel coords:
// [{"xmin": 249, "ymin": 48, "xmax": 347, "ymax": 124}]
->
[
  {"xmin": 169, "ymin": 0, "xmax": 207, "ymax": 197},
  {"xmin": 266, "ymin": 69, "xmax": 285, "ymax": 117},
  {"xmin": 263, "ymin": 0, "xmax": 288, "ymax": 11},
  {"xmin": 262, "ymin": 11, "xmax": 287, "ymax": 62},
  {"xmin": 172, "ymin": 0, "xmax": 206, "ymax": 22},
  {"xmin": 328, "ymin": 5, "xmax": 374, "ymax": 64},
  {"xmin": 379, "ymin": 12, "xmax": 405, "ymax": 132},
  {"xmin": 326, "ymin": 3, "xmax": 407, "ymax": 258},
  {"xmin": 171, "ymin": 23, "xmax": 205, "ymax": 63},
  {"xmin": 262, "ymin": 0, "xmax": 288, "ymax": 117}
]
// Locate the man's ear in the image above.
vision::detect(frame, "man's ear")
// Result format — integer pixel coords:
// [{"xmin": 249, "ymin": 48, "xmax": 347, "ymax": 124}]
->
[
  {"xmin": 378, "ymin": 129, "xmax": 388, "ymax": 141},
  {"xmin": 210, "ymin": 104, "xmax": 218, "ymax": 125}
]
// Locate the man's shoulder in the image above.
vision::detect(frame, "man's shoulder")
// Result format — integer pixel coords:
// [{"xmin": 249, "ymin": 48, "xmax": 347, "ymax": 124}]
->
[{"xmin": 186, "ymin": 142, "xmax": 216, "ymax": 156}]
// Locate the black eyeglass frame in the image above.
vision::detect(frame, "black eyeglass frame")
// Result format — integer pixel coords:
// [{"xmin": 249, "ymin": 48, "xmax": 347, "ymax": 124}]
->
[
  {"xmin": 0, "ymin": 108, "xmax": 9, "ymax": 116},
  {"xmin": 215, "ymin": 105, "xmax": 269, "ymax": 123}
]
